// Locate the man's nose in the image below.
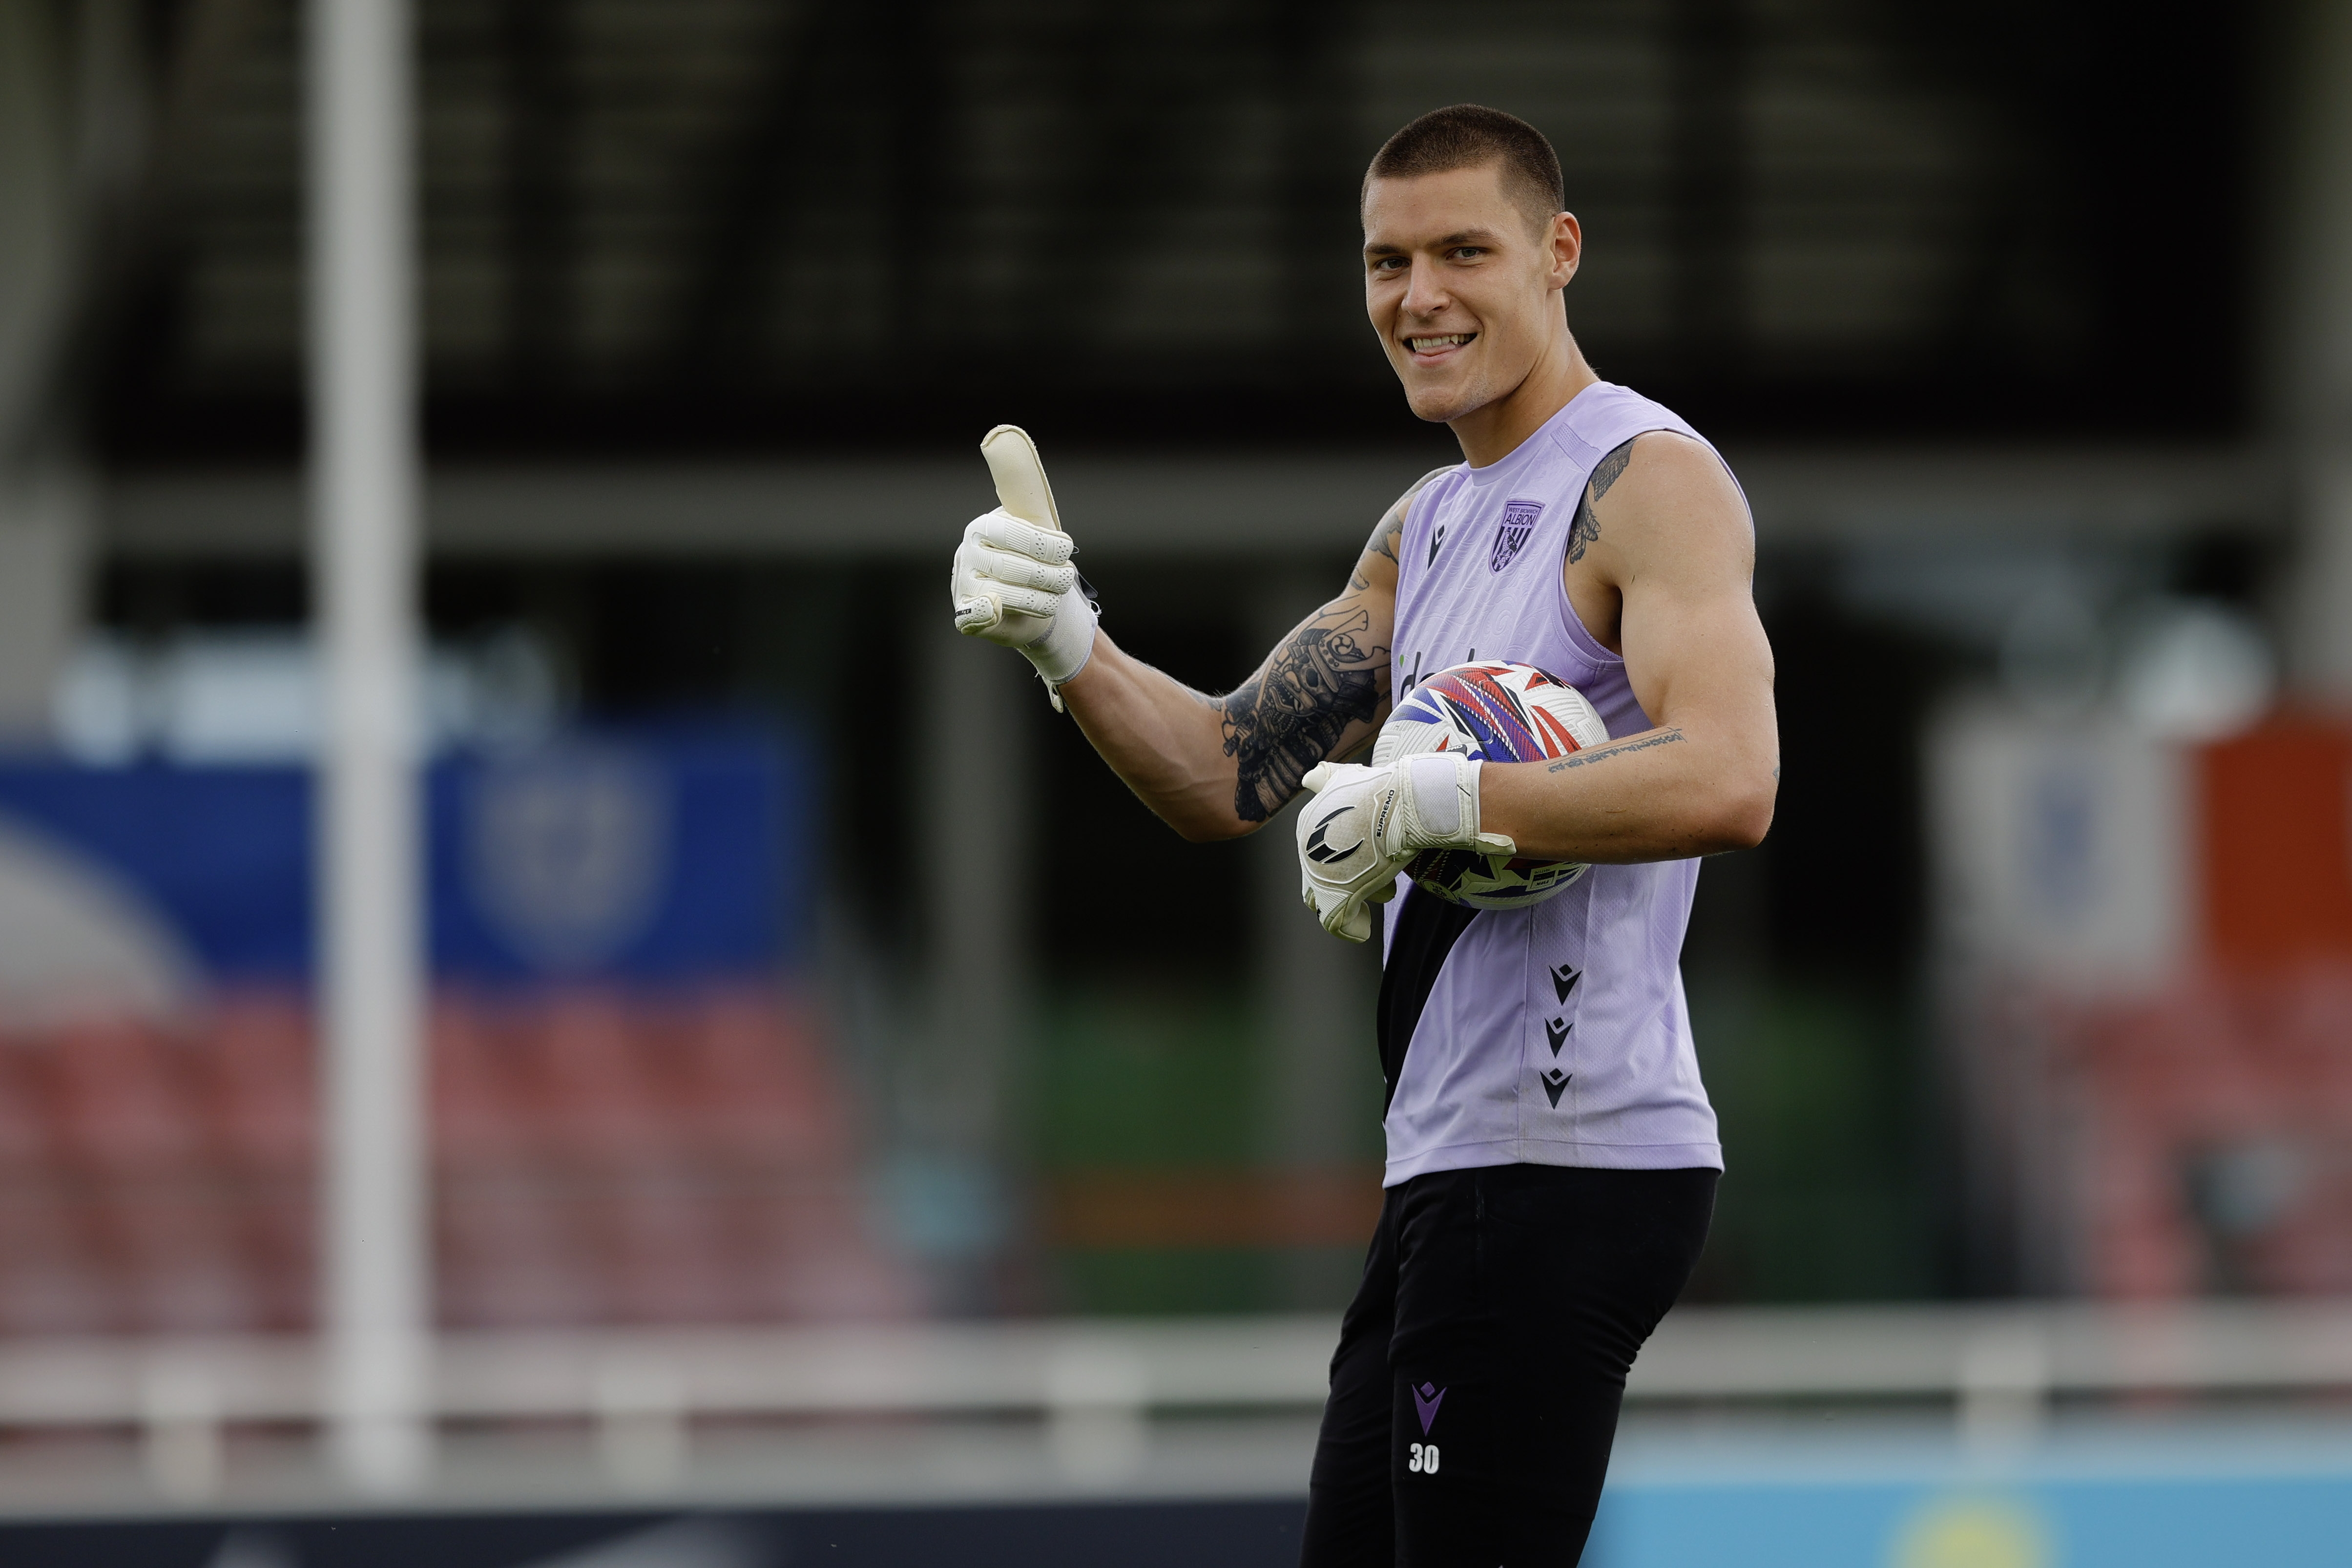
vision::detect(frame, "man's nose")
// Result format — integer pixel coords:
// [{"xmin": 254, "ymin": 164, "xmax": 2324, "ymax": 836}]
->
[{"xmin": 1402, "ymin": 255, "xmax": 1449, "ymax": 318}]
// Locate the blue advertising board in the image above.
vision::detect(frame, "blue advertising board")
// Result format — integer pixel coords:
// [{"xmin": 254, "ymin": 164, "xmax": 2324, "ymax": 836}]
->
[{"xmin": 0, "ymin": 724, "xmax": 803, "ymax": 984}]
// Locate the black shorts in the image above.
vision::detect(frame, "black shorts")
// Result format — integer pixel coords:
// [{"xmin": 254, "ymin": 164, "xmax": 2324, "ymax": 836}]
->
[{"xmin": 1298, "ymin": 1162, "xmax": 1717, "ymax": 1568}]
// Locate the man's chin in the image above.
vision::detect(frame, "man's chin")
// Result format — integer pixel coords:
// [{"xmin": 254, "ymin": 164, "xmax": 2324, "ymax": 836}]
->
[{"xmin": 1402, "ymin": 381, "xmax": 1482, "ymax": 425}]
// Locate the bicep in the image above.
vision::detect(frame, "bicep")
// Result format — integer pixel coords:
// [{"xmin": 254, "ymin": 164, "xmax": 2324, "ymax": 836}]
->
[
  {"xmin": 1621, "ymin": 572, "xmax": 1774, "ymax": 739},
  {"xmin": 1612, "ymin": 457, "xmax": 1774, "ymax": 737}
]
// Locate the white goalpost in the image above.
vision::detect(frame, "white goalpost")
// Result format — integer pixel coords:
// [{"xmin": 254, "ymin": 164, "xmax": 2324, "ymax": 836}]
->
[{"xmin": 307, "ymin": 0, "xmax": 428, "ymax": 1494}]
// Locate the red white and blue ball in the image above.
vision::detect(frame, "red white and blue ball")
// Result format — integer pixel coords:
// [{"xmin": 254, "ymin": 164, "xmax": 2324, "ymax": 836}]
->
[{"xmin": 1372, "ymin": 661, "xmax": 1609, "ymax": 909}]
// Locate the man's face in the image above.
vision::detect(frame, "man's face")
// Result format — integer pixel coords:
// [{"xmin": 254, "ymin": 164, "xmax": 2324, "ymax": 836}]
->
[{"xmin": 1362, "ymin": 163, "xmax": 1579, "ymax": 426}]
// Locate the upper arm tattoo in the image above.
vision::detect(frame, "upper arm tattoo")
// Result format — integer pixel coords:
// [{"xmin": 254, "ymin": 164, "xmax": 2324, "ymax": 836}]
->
[
  {"xmin": 1228, "ymin": 467, "xmax": 1443, "ymax": 817},
  {"xmin": 1351, "ymin": 509, "xmax": 1399, "ymax": 589},
  {"xmin": 1364, "ymin": 466, "xmax": 1453, "ymax": 574},
  {"xmin": 1218, "ymin": 604, "xmax": 1389, "ymax": 822},
  {"xmin": 1567, "ymin": 438, "xmax": 1636, "ymax": 564}
]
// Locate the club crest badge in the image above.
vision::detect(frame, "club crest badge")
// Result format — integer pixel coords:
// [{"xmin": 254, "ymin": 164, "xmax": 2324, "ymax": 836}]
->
[{"xmin": 1489, "ymin": 499, "xmax": 1543, "ymax": 572}]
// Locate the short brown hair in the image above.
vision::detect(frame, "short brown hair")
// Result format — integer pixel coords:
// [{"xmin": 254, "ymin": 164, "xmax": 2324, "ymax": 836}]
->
[{"xmin": 1363, "ymin": 105, "xmax": 1564, "ymax": 233}]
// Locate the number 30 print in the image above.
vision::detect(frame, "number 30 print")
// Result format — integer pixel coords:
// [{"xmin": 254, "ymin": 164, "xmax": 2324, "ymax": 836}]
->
[{"xmin": 1407, "ymin": 1442, "xmax": 1441, "ymax": 1474}]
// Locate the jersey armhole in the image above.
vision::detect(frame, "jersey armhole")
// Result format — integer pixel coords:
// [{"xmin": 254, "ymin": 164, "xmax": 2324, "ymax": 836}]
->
[{"xmin": 1552, "ymin": 425, "xmax": 1690, "ymax": 671}]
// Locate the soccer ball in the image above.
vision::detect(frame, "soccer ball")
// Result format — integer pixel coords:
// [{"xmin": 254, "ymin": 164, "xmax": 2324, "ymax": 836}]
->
[{"xmin": 1371, "ymin": 661, "xmax": 1610, "ymax": 909}]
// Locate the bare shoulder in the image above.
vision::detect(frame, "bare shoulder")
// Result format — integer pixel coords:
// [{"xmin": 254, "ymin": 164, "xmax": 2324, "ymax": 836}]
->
[
  {"xmin": 1368, "ymin": 464, "xmax": 1457, "ymax": 555},
  {"xmin": 1353, "ymin": 463, "xmax": 1459, "ymax": 590},
  {"xmin": 1568, "ymin": 430, "xmax": 1751, "ymax": 583}
]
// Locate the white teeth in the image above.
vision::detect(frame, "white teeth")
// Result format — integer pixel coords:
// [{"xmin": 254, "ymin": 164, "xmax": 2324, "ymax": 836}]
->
[{"xmin": 1408, "ymin": 334, "xmax": 1472, "ymax": 351}]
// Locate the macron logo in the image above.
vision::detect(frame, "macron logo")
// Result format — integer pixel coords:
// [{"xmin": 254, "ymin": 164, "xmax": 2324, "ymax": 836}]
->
[{"xmin": 1412, "ymin": 1381, "xmax": 1446, "ymax": 1435}]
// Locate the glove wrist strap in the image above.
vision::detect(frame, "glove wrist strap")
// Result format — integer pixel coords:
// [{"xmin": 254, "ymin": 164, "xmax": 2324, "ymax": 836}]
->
[
  {"xmin": 1402, "ymin": 753, "xmax": 1516, "ymax": 855},
  {"xmin": 1019, "ymin": 577, "xmax": 1100, "ymax": 711}
]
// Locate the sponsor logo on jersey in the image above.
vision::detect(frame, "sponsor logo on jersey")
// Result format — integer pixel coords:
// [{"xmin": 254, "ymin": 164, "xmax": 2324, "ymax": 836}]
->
[{"xmin": 1489, "ymin": 499, "xmax": 1544, "ymax": 572}]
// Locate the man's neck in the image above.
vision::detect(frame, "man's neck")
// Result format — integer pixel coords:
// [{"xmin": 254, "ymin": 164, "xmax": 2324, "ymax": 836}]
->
[{"xmin": 1448, "ymin": 329, "xmax": 1599, "ymax": 468}]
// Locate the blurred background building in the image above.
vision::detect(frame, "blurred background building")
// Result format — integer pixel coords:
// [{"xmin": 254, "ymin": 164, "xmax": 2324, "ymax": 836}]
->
[{"xmin": 3, "ymin": 0, "xmax": 2352, "ymax": 1560}]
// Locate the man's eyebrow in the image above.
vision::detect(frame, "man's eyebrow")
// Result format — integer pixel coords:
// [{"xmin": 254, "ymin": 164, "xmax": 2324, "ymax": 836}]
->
[{"xmin": 1362, "ymin": 228, "xmax": 1508, "ymax": 257}]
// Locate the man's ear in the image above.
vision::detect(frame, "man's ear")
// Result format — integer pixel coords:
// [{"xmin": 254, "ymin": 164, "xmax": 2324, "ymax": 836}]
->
[{"xmin": 1550, "ymin": 212, "xmax": 1583, "ymax": 287}]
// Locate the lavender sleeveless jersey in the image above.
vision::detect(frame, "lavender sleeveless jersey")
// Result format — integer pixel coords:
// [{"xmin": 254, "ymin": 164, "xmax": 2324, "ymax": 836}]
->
[{"xmin": 1378, "ymin": 382, "xmax": 1728, "ymax": 1184}]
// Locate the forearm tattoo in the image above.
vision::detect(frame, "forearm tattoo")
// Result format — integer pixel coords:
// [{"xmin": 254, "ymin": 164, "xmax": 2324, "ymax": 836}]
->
[
  {"xmin": 1567, "ymin": 437, "xmax": 1636, "ymax": 564},
  {"xmin": 1219, "ymin": 604, "xmax": 1388, "ymax": 822},
  {"xmin": 1545, "ymin": 727, "xmax": 1684, "ymax": 773}
]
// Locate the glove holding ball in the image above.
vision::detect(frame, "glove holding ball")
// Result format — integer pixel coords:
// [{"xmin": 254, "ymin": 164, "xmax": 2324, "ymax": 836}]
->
[{"xmin": 1295, "ymin": 752, "xmax": 1517, "ymax": 942}]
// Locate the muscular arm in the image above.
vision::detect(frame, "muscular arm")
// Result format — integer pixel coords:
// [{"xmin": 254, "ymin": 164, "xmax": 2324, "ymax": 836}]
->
[
  {"xmin": 1477, "ymin": 433, "xmax": 1779, "ymax": 862},
  {"xmin": 1055, "ymin": 472, "xmax": 1444, "ymax": 842}
]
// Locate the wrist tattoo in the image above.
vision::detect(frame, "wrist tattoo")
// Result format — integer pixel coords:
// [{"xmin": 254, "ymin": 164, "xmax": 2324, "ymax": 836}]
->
[
  {"xmin": 1544, "ymin": 726, "xmax": 1684, "ymax": 774},
  {"xmin": 1220, "ymin": 604, "xmax": 1388, "ymax": 821}
]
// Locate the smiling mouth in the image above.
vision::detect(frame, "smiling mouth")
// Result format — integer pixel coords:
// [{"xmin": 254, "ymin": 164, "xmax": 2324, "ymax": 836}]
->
[{"xmin": 1405, "ymin": 332, "xmax": 1476, "ymax": 353}]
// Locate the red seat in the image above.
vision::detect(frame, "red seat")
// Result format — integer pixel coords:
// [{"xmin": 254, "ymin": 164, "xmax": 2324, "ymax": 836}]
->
[{"xmin": 0, "ymin": 986, "xmax": 916, "ymax": 1333}]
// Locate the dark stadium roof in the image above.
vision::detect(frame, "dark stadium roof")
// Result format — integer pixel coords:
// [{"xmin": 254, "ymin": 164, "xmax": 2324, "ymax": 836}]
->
[{"xmin": 83, "ymin": 0, "xmax": 2249, "ymax": 461}]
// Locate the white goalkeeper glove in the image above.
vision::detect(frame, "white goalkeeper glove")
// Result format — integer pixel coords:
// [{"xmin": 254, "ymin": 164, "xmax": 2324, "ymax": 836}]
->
[
  {"xmin": 1295, "ymin": 753, "xmax": 1517, "ymax": 942},
  {"xmin": 950, "ymin": 508, "xmax": 1099, "ymax": 706}
]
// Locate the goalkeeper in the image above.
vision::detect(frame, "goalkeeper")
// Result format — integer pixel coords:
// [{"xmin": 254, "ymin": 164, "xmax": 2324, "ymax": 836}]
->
[{"xmin": 951, "ymin": 105, "xmax": 1777, "ymax": 1568}]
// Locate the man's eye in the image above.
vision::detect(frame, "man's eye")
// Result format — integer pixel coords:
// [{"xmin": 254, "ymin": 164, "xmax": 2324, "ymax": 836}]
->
[
  {"xmin": 1451, "ymin": 247, "xmax": 1485, "ymax": 260},
  {"xmin": 1372, "ymin": 257, "xmax": 1405, "ymax": 272}
]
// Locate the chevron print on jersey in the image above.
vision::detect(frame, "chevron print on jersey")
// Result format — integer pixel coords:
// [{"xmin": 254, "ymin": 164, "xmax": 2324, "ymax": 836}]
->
[
  {"xmin": 1545, "ymin": 1017, "xmax": 1569, "ymax": 1054},
  {"xmin": 1541, "ymin": 1068, "xmax": 1570, "ymax": 1107},
  {"xmin": 1550, "ymin": 963, "xmax": 1581, "ymax": 1003}
]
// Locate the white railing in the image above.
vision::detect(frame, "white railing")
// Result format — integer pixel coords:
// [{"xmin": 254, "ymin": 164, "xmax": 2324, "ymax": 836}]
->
[
  {"xmin": 11, "ymin": 1302, "xmax": 2352, "ymax": 1499},
  {"xmin": 1636, "ymin": 1300, "xmax": 2352, "ymax": 1449}
]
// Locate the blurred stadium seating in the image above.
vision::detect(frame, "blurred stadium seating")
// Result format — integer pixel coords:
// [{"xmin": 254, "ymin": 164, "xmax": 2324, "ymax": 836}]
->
[
  {"xmin": 0, "ymin": 978, "xmax": 906, "ymax": 1337},
  {"xmin": 0, "ymin": 725, "xmax": 915, "ymax": 1338},
  {"xmin": 1938, "ymin": 712, "xmax": 2352, "ymax": 1302}
]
